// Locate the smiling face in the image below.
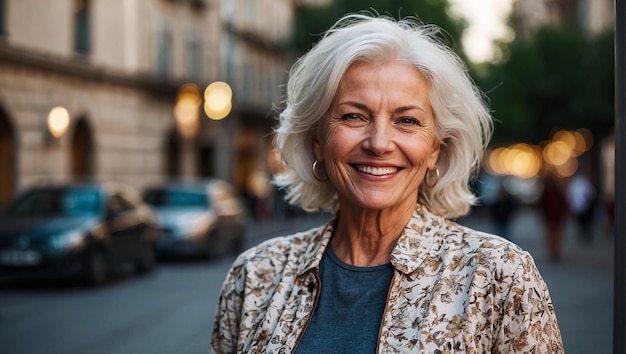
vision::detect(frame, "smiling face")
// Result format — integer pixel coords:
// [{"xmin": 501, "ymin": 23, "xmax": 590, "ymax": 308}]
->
[{"xmin": 314, "ymin": 61, "xmax": 440, "ymax": 212}]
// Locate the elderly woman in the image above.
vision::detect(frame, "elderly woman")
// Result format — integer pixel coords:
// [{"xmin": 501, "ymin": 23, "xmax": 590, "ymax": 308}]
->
[{"xmin": 211, "ymin": 14, "xmax": 563, "ymax": 353}]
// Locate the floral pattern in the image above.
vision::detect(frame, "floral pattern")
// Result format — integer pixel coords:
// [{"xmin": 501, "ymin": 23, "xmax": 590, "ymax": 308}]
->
[{"xmin": 211, "ymin": 204, "xmax": 563, "ymax": 353}]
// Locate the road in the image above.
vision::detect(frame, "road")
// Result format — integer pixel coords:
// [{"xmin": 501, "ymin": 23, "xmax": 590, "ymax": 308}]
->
[
  {"xmin": 0, "ymin": 214, "xmax": 329, "ymax": 354},
  {"xmin": 0, "ymin": 209, "xmax": 614, "ymax": 353}
]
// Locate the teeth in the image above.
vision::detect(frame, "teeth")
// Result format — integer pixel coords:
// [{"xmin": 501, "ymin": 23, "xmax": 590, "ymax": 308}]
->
[{"xmin": 356, "ymin": 165, "xmax": 397, "ymax": 176}]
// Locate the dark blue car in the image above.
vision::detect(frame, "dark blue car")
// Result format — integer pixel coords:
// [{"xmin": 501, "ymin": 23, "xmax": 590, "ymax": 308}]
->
[{"xmin": 0, "ymin": 182, "xmax": 157, "ymax": 286}]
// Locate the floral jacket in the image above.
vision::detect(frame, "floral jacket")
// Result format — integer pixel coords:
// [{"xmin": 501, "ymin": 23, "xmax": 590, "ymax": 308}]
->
[{"xmin": 211, "ymin": 205, "xmax": 563, "ymax": 353}]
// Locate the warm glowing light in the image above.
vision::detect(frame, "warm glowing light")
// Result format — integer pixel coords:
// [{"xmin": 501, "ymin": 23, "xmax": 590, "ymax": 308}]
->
[
  {"xmin": 507, "ymin": 143, "xmax": 542, "ymax": 178},
  {"xmin": 174, "ymin": 83, "xmax": 201, "ymax": 138},
  {"xmin": 204, "ymin": 81, "xmax": 232, "ymax": 120},
  {"xmin": 248, "ymin": 171, "xmax": 271, "ymax": 198},
  {"xmin": 47, "ymin": 106, "xmax": 70, "ymax": 138},
  {"xmin": 268, "ymin": 148, "xmax": 287, "ymax": 175},
  {"xmin": 483, "ymin": 130, "xmax": 594, "ymax": 180},
  {"xmin": 543, "ymin": 141, "xmax": 571, "ymax": 166},
  {"xmin": 572, "ymin": 130, "xmax": 587, "ymax": 156},
  {"xmin": 175, "ymin": 98, "xmax": 200, "ymax": 124},
  {"xmin": 553, "ymin": 130, "xmax": 575, "ymax": 150},
  {"xmin": 203, "ymin": 100, "xmax": 232, "ymax": 120},
  {"xmin": 577, "ymin": 128, "xmax": 594, "ymax": 151},
  {"xmin": 488, "ymin": 147, "xmax": 506, "ymax": 175},
  {"xmin": 553, "ymin": 157, "xmax": 578, "ymax": 178}
]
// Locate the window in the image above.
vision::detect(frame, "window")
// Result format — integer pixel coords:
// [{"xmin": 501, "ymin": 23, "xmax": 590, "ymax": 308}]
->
[
  {"xmin": 186, "ymin": 29, "xmax": 202, "ymax": 80},
  {"xmin": 155, "ymin": 19, "xmax": 173, "ymax": 78},
  {"xmin": 0, "ymin": 0, "xmax": 6, "ymax": 36},
  {"xmin": 74, "ymin": 0, "xmax": 91, "ymax": 55}
]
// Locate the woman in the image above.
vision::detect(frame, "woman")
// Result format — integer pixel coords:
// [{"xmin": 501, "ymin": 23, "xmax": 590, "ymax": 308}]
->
[
  {"xmin": 211, "ymin": 14, "xmax": 562, "ymax": 353},
  {"xmin": 538, "ymin": 173, "xmax": 569, "ymax": 262}
]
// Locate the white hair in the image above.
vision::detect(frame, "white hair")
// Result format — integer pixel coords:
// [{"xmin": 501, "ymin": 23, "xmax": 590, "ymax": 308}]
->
[{"xmin": 273, "ymin": 13, "xmax": 492, "ymax": 218}]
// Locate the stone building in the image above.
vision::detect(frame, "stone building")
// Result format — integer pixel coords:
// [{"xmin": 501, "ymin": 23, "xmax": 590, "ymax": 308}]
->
[
  {"xmin": 512, "ymin": 0, "xmax": 613, "ymax": 38},
  {"xmin": 0, "ymin": 0, "xmax": 304, "ymax": 207}
]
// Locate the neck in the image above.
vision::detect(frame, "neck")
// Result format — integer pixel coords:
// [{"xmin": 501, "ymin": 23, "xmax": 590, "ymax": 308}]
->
[{"xmin": 331, "ymin": 203, "xmax": 415, "ymax": 267}]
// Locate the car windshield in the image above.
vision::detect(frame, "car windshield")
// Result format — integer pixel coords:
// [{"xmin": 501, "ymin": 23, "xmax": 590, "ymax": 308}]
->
[
  {"xmin": 143, "ymin": 189, "xmax": 209, "ymax": 208},
  {"xmin": 5, "ymin": 188, "xmax": 102, "ymax": 217}
]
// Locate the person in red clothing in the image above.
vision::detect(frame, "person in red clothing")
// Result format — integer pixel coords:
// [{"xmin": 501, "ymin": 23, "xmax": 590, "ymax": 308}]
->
[{"xmin": 538, "ymin": 173, "xmax": 570, "ymax": 261}]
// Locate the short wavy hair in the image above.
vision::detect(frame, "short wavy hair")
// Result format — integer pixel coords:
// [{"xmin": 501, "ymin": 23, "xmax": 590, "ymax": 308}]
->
[{"xmin": 273, "ymin": 13, "xmax": 492, "ymax": 218}]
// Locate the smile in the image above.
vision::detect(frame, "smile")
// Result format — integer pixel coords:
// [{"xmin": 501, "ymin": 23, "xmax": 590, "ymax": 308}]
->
[{"xmin": 354, "ymin": 165, "xmax": 398, "ymax": 176}]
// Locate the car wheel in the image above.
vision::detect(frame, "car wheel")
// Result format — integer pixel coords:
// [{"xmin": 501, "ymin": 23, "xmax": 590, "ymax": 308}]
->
[
  {"xmin": 204, "ymin": 238, "xmax": 216, "ymax": 260},
  {"xmin": 136, "ymin": 242, "xmax": 156, "ymax": 273},
  {"xmin": 84, "ymin": 248, "xmax": 108, "ymax": 286},
  {"xmin": 231, "ymin": 235, "xmax": 244, "ymax": 256},
  {"xmin": 204, "ymin": 231, "xmax": 222, "ymax": 260}
]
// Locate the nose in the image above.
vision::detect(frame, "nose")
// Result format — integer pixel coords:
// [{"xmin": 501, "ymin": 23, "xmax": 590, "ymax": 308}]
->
[{"xmin": 362, "ymin": 120, "xmax": 392, "ymax": 155}]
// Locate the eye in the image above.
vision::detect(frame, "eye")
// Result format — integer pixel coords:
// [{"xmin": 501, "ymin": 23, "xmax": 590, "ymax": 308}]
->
[
  {"xmin": 398, "ymin": 117, "xmax": 422, "ymax": 126},
  {"xmin": 340, "ymin": 113, "xmax": 362, "ymax": 121}
]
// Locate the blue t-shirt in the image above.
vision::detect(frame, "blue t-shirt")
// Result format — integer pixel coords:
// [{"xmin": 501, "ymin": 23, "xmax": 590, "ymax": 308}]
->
[{"xmin": 295, "ymin": 245, "xmax": 394, "ymax": 353}]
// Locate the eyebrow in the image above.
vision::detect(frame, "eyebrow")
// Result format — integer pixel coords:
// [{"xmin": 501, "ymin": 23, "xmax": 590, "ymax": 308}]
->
[{"xmin": 337, "ymin": 101, "xmax": 426, "ymax": 114}]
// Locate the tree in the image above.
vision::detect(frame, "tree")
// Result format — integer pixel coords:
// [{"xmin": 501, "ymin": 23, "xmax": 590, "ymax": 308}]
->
[
  {"xmin": 292, "ymin": 0, "xmax": 466, "ymax": 59},
  {"xmin": 474, "ymin": 23, "xmax": 614, "ymax": 147}
]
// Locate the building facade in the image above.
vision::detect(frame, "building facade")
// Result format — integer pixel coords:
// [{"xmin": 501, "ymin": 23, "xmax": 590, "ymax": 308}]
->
[
  {"xmin": 0, "ymin": 0, "xmax": 299, "ymax": 206},
  {"xmin": 512, "ymin": 0, "xmax": 613, "ymax": 38}
]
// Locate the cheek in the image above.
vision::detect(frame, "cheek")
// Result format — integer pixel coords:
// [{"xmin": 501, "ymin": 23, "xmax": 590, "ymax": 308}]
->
[
  {"xmin": 318, "ymin": 125, "xmax": 354, "ymax": 160},
  {"xmin": 400, "ymin": 135, "xmax": 437, "ymax": 161}
]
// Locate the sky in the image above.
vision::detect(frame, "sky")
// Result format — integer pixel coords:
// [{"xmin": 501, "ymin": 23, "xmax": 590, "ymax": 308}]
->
[{"xmin": 448, "ymin": 0, "xmax": 514, "ymax": 63}]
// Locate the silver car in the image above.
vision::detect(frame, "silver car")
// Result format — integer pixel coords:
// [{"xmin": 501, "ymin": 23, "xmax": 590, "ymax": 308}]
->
[{"xmin": 142, "ymin": 179, "xmax": 248, "ymax": 259}]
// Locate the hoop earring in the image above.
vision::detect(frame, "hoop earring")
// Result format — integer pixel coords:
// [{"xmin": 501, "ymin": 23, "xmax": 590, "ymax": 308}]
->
[
  {"xmin": 425, "ymin": 167, "xmax": 440, "ymax": 188},
  {"xmin": 312, "ymin": 160, "xmax": 328, "ymax": 182}
]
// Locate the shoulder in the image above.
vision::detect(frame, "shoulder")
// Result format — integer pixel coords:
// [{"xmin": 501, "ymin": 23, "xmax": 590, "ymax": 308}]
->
[
  {"xmin": 228, "ymin": 224, "xmax": 327, "ymax": 279},
  {"xmin": 454, "ymin": 220, "xmax": 531, "ymax": 265},
  {"xmin": 242, "ymin": 224, "xmax": 325, "ymax": 259},
  {"xmin": 396, "ymin": 207, "xmax": 534, "ymax": 278}
]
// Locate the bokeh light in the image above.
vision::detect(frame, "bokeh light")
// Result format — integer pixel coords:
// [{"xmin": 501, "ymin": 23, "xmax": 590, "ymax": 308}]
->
[
  {"xmin": 174, "ymin": 83, "xmax": 201, "ymax": 138},
  {"xmin": 543, "ymin": 140, "xmax": 571, "ymax": 166},
  {"xmin": 482, "ymin": 128, "xmax": 594, "ymax": 180},
  {"xmin": 204, "ymin": 81, "xmax": 232, "ymax": 120},
  {"xmin": 47, "ymin": 106, "xmax": 70, "ymax": 138}
]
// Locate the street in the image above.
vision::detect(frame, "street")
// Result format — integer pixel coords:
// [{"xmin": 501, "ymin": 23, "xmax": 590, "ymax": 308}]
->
[
  {"xmin": 0, "ymin": 214, "xmax": 330, "ymax": 354},
  {"xmin": 0, "ymin": 209, "xmax": 614, "ymax": 353}
]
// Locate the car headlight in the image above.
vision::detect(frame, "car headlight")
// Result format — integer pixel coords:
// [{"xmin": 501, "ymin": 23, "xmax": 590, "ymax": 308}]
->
[
  {"xmin": 49, "ymin": 230, "xmax": 85, "ymax": 249},
  {"xmin": 177, "ymin": 215, "xmax": 212, "ymax": 238}
]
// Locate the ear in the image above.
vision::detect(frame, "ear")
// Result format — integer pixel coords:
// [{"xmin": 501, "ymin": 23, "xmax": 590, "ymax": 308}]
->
[
  {"xmin": 428, "ymin": 140, "xmax": 441, "ymax": 169},
  {"xmin": 313, "ymin": 134, "xmax": 324, "ymax": 162}
]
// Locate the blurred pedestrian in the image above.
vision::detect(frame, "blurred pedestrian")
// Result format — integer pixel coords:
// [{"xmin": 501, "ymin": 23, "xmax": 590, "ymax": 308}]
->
[
  {"xmin": 488, "ymin": 184, "xmax": 517, "ymax": 240},
  {"xmin": 566, "ymin": 170, "xmax": 597, "ymax": 243},
  {"xmin": 538, "ymin": 173, "xmax": 569, "ymax": 262},
  {"xmin": 211, "ymin": 13, "xmax": 562, "ymax": 353}
]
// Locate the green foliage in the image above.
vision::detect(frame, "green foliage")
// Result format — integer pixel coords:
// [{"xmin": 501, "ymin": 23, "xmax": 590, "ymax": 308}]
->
[
  {"xmin": 292, "ymin": 0, "xmax": 466, "ymax": 59},
  {"xmin": 474, "ymin": 24, "xmax": 614, "ymax": 146}
]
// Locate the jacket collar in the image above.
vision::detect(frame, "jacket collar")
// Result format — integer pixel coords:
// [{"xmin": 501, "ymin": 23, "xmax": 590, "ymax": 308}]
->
[
  {"xmin": 296, "ymin": 204, "xmax": 447, "ymax": 276},
  {"xmin": 391, "ymin": 204, "xmax": 447, "ymax": 275},
  {"xmin": 296, "ymin": 215, "xmax": 336, "ymax": 276}
]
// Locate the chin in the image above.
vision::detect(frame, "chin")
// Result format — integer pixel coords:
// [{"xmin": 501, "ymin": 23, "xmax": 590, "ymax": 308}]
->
[{"xmin": 353, "ymin": 198, "xmax": 401, "ymax": 211}]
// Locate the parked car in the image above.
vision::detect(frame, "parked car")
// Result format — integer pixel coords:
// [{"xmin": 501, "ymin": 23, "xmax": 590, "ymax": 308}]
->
[
  {"xmin": 142, "ymin": 179, "xmax": 247, "ymax": 259},
  {"xmin": 0, "ymin": 182, "xmax": 157, "ymax": 285}
]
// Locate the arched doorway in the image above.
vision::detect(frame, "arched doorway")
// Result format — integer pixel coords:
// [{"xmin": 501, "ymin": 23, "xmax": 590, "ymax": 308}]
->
[
  {"xmin": 197, "ymin": 144, "xmax": 215, "ymax": 178},
  {"xmin": 70, "ymin": 118, "xmax": 94, "ymax": 181},
  {"xmin": 165, "ymin": 127, "xmax": 181, "ymax": 179},
  {"xmin": 0, "ymin": 108, "xmax": 15, "ymax": 206}
]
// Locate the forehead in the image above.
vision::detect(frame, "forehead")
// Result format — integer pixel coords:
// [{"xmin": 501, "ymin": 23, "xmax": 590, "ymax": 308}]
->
[{"xmin": 335, "ymin": 61, "xmax": 431, "ymax": 100}]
